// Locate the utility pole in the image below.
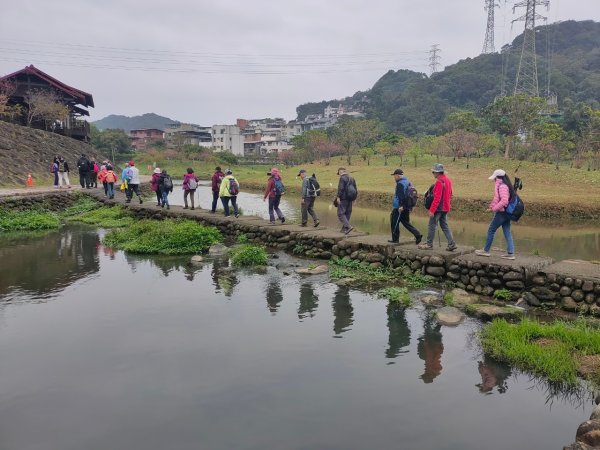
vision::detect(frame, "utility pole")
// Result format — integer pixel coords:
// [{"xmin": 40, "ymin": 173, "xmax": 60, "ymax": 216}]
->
[
  {"xmin": 428, "ymin": 44, "xmax": 441, "ymax": 75},
  {"xmin": 482, "ymin": 0, "xmax": 499, "ymax": 54},
  {"xmin": 512, "ymin": 0, "xmax": 549, "ymax": 96}
]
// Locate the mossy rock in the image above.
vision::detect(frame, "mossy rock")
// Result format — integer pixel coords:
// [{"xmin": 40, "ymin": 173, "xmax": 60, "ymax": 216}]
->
[{"xmin": 464, "ymin": 304, "xmax": 524, "ymax": 322}]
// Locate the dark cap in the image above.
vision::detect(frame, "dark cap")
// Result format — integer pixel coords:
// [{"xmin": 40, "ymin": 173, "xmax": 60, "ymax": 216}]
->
[
  {"xmin": 297, "ymin": 169, "xmax": 306, "ymax": 176},
  {"xmin": 391, "ymin": 169, "xmax": 404, "ymax": 176}
]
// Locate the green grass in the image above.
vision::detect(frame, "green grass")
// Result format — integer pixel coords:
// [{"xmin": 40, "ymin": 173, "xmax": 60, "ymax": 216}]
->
[
  {"xmin": 60, "ymin": 196, "xmax": 99, "ymax": 218},
  {"xmin": 480, "ymin": 318, "xmax": 600, "ymax": 385},
  {"xmin": 236, "ymin": 233, "xmax": 249, "ymax": 244},
  {"xmin": 0, "ymin": 209, "xmax": 61, "ymax": 232},
  {"xmin": 377, "ymin": 287, "xmax": 411, "ymax": 307},
  {"xmin": 229, "ymin": 244, "xmax": 268, "ymax": 266},
  {"xmin": 493, "ymin": 288, "xmax": 513, "ymax": 301},
  {"xmin": 67, "ymin": 206, "xmax": 134, "ymax": 228},
  {"xmin": 328, "ymin": 258, "xmax": 396, "ymax": 284},
  {"xmin": 443, "ymin": 291, "xmax": 454, "ymax": 306},
  {"xmin": 403, "ymin": 270, "xmax": 435, "ymax": 289},
  {"xmin": 103, "ymin": 219, "xmax": 222, "ymax": 255}
]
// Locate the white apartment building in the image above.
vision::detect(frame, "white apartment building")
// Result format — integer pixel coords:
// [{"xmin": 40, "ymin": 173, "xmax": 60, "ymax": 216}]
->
[{"xmin": 212, "ymin": 125, "xmax": 244, "ymax": 156}]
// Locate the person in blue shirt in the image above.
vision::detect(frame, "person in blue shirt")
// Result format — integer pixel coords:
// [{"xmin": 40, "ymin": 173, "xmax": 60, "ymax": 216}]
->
[{"xmin": 390, "ymin": 168, "xmax": 423, "ymax": 244}]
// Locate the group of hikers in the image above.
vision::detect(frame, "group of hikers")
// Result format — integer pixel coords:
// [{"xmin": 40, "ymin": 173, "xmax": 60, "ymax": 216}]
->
[{"xmin": 50, "ymin": 155, "xmax": 520, "ymax": 258}]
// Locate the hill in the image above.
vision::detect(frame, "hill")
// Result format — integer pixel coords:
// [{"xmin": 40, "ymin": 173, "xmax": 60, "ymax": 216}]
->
[
  {"xmin": 0, "ymin": 121, "xmax": 105, "ymax": 186},
  {"xmin": 93, "ymin": 113, "xmax": 179, "ymax": 132},
  {"xmin": 296, "ymin": 20, "xmax": 600, "ymax": 135}
]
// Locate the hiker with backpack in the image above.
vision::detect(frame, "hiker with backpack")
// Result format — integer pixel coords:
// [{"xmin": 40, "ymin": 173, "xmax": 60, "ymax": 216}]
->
[
  {"xmin": 97, "ymin": 164, "xmax": 108, "ymax": 197},
  {"xmin": 474, "ymin": 169, "xmax": 517, "ymax": 260},
  {"xmin": 335, "ymin": 167, "xmax": 358, "ymax": 234},
  {"xmin": 104, "ymin": 164, "xmax": 118, "ymax": 199},
  {"xmin": 126, "ymin": 160, "xmax": 143, "ymax": 204},
  {"xmin": 389, "ymin": 168, "xmax": 423, "ymax": 244},
  {"xmin": 51, "ymin": 156, "xmax": 59, "ymax": 188},
  {"xmin": 298, "ymin": 169, "xmax": 320, "ymax": 227},
  {"xmin": 219, "ymin": 169, "xmax": 239, "ymax": 218},
  {"xmin": 77, "ymin": 153, "xmax": 91, "ymax": 188},
  {"xmin": 158, "ymin": 169, "xmax": 173, "ymax": 209},
  {"xmin": 211, "ymin": 166, "xmax": 225, "ymax": 213},
  {"xmin": 263, "ymin": 167, "xmax": 286, "ymax": 225},
  {"xmin": 182, "ymin": 167, "xmax": 199, "ymax": 210},
  {"xmin": 90, "ymin": 160, "xmax": 99, "ymax": 188},
  {"xmin": 418, "ymin": 164, "xmax": 457, "ymax": 251},
  {"xmin": 151, "ymin": 168, "xmax": 162, "ymax": 206},
  {"xmin": 57, "ymin": 156, "xmax": 71, "ymax": 188}
]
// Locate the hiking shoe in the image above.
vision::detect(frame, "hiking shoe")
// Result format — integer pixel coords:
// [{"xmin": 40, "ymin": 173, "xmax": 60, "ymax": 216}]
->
[
  {"xmin": 501, "ymin": 253, "xmax": 516, "ymax": 260},
  {"xmin": 314, "ymin": 221, "xmax": 320, "ymax": 228},
  {"xmin": 280, "ymin": 216, "xmax": 286, "ymax": 224},
  {"xmin": 344, "ymin": 226, "xmax": 354, "ymax": 235},
  {"xmin": 417, "ymin": 243, "xmax": 433, "ymax": 250},
  {"xmin": 269, "ymin": 221, "xmax": 276, "ymax": 225},
  {"xmin": 191, "ymin": 207, "xmax": 195, "ymax": 210},
  {"xmin": 183, "ymin": 206, "xmax": 188, "ymax": 209},
  {"xmin": 475, "ymin": 249, "xmax": 491, "ymax": 257},
  {"xmin": 415, "ymin": 234, "xmax": 423, "ymax": 245},
  {"xmin": 446, "ymin": 244, "xmax": 457, "ymax": 252},
  {"xmin": 139, "ymin": 198, "xmax": 143, "ymax": 204},
  {"xmin": 300, "ymin": 223, "xmax": 307, "ymax": 227},
  {"xmin": 234, "ymin": 213, "xmax": 239, "ymax": 218},
  {"xmin": 388, "ymin": 240, "xmax": 399, "ymax": 244}
]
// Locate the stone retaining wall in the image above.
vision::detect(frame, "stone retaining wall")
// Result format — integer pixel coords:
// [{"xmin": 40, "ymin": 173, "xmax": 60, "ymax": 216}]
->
[{"xmin": 0, "ymin": 190, "xmax": 79, "ymax": 211}]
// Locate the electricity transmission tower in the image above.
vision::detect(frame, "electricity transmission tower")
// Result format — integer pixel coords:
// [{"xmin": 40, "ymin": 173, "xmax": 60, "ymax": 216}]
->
[
  {"xmin": 512, "ymin": 0, "xmax": 549, "ymax": 96},
  {"xmin": 429, "ymin": 44, "xmax": 441, "ymax": 75},
  {"xmin": 482, "ymin": 0, "xmax": 499, "ymax": 54}
]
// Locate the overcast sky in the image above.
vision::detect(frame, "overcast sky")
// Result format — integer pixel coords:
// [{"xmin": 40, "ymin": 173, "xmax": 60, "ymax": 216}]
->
[{"xmin": 1, "ymin": 0, "xmax": 598, "ymax": 124}]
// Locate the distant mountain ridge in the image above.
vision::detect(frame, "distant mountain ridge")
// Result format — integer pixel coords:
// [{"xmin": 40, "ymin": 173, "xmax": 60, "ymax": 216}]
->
[{"xmin": 93, "ymin": 113, "xmax": 180, "ymax": 132}]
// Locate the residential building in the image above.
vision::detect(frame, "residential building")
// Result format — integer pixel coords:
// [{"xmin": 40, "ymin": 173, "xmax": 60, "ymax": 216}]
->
[
  {"xmin": 212, "ymin": 125, "xmax": 244, "ymax": 156},
  {"xmin": 165, "ymin": 123, "xmax": 212, "ymax": 148},
  {"xmin": 129, "ymin": 128, "xmax": 164, "ymax": 151}
]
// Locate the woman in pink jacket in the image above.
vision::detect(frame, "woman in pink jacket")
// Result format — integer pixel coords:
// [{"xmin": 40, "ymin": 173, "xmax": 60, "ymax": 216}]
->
[{"xmin": 475, "ymin": 169, "xmax": 516, "ymax": 260}]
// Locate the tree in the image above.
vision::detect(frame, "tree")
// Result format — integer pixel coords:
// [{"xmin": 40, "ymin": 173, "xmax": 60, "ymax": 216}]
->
[
  {"xmin": 574, "ymin": 107, "xmax": 600, "ymax": 170},
  {"xmin": 359, "ymin": 147, "xmax": 375, "ymax": 166},
  {"xmin": 91, "ymin": 128, "xmax": 131, "ymax": 162},
  {"xmin": 532, "ymin": 121, "xmax": 574, "ymax": 169},
  {"xmin": 23, "ymin": 89, "xmax": 70, "ymax": 130},
  {"xmin": 406, "ymin": 139, "xmax": 424, "ymax": 168},
  {"xmin": 442, "ymin": 129, "xmax": 479, "ymax": 167},
  {"xmin": 374, "ymin": 141, "xmax": 393, "ymax": 166},
  {"xmin": 483, "ymin": 94, "xmax": 545, "ymax": 159},
  {"xmin": 444, "ymin": 110, "xmax": 480, "ymax": 133},
  {"xmin": 331, "ymin": 117, "xmax": 382, "ymax": 165},
  {"xmin": 0, "ymin": 79, "xmax": 19, "ymax": 120}
]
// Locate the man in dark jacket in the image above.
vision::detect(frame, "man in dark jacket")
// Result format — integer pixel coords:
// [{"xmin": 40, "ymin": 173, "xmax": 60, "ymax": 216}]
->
[
  {"xmin": 210, "ymin": 166, "xmax": 225, "ymax": 213},
  {"xmin": 335, "ymin": 167, "xmax": 357, "ymax": 234},
  {"xmin": 389, "ymin": 168, "xmax": 422, "ymax": 244},
  {"xmin": 77, "ymin": 153, "xmax": 91, "ymax": 188}
]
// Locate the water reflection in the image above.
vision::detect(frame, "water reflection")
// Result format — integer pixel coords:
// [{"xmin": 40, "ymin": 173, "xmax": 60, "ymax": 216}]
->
[
  {"xmin": 385, "ymin": 305, "xmax": 411, "ymax": 360},
  {"xmin": 332, "ymin": 286, "xmax": 354, "ymax": 336},
  {"xmin": 298, "ymin": 283, "xmax": 319, "ymax": 320},
  {"xmin": 0, "ymin": 228, "xmax": 99, "ymax": 301},
  {"xmin": 476, "ymin": 356, "xmax": 512, "ymax": 394},
  {"xmin": 211, "ymin": 257, "xmax": 238, "ymax": 297},
  {"xmin": 417, "ymin": 313, "xmax": 444, "ymax": 383},
  {"xmin": 266, "ymin": 280, "xmax": 283, "ymax": 313}
]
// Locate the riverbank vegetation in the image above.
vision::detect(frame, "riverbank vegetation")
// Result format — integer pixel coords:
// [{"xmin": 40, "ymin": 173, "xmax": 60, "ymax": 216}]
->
[
  {"xmin": 0, "ymin": 208, "xmax": 61, "ymax": 232},
  {"xmin": 377, "ymin": 287, "xmax": 411, "ymax": 307},
  {"xmin": 229, "ymin": 244, "xmax": 268, "ymax": 266},
  {"xmin": 328, "ymin": 257, "xmax": 433, "ymax": 288},
  {"xmin": 480, "ymin": 318, "xmax": 600, "ymax": 386},
  {"xmin": 103, "ymin": 219, "xmax": 221, "ymax": 255}
]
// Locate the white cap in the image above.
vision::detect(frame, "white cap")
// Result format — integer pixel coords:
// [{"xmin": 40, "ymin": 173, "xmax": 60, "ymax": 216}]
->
[{"xmin": 488, "ymin": 169, "xmax": 506, "ymax": 180}]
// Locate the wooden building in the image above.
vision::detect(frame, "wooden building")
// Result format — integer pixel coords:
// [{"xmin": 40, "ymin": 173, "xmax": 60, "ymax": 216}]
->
[{"xmin": 0, "ymin": 65, "xmax": 94, "ymax": 141}]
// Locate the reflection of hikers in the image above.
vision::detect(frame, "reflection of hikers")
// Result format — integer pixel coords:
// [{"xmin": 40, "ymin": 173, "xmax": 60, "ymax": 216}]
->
[
  {"xmin": 104, "ymin": 165, "xmax": 117, "ymax": 199},
  {"xmin": 151, "ymin": 168, "xmax": 162, "ymax": 206},
  {"xmin": 389, "ymin": 168, "xmax": 422, "ymax": 244},
  {"xmin": 77, "ymin": 153, "xmax": 91, "ymax": 188},
  {"xmin": 335, "ymin": 167, "xmax": 358, "ymax": 234},
  {"xmin": 332, "ymin": 285, "xmax": 354, "ymax": 336},
  {"xmin": 475, "ymin": 169, "xmax": 516, "ymax": 260},
  {"xmin": 219, "ymin": 169, "xmax": 239, "ymax": 218},
  {"xmin": 126, "ymin": 160, "xmax": 143, "ymax": 204},
  {"xmin": 386, "ymin": 305, "xmax": 411, "ymax": 359},
  {"xmin": 266, "ymin": 280, "xmax": 284, "ymax": 314},
  {"xmin": 57, "ymin": 156, "xmax": 71, "ymax": 188},
  {"xmin": 298, "ymin": 169, "xmax": 319, "ymax": 227},
  {"xmin": 476, "ymin": 356, "xmax": 512, "ymax": 394},
  {"xmin": 210, "ymin": 166, "xmax": 225, "ymax": 213},
  {"xmin": 298, "ymin": 283, "xmax": 319, "ymax": 319},
  {"xmin": 417, "ymin": 315, "xmax": 444, "ymax": 383},
  {"xmin": 418, "ymin": 164, "xmax": 457, "ymax": 251},
  {"xmin": 263, "ymin": 167, "xmax": 286, "ymax": 225},
  {"xmin": 182, "ymin": 167, "xmax": 199, "ymax": 210},
  {"xmin": 158, "ymin": 169, "xmax": 173, "ymax": 209}
]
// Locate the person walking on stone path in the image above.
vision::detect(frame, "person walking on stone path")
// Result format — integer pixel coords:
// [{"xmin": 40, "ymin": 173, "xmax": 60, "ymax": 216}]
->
[
  {"xmin": 125, "ymin": 160, "xmax": 143, "ymax": 204},
  {"xmin": 57, "ymin": 156, "xmax": 71, "ymax": 188},
  {"xmin": 298, "ymin": 169, "xmax": 319, "ymax": 227},
  {"xmin": 151, "ymin": 167, "xmax": 162, "ymax": 206},
  {"xmin": 263, "ymin": 167, "xmax": 285, "ymax": 225},
  {"xmin": 97, "ymin": 164, "xmax": 108, "ymax": 197},
  {"xmin": 182, "ymin": 167, "xmax": 199, "ymax": 210},
  {"xmin": 52, "ymin": 156, "xmax": 59, "ymax": 188},
  {"xmin": 418, "ymin": 163, "xmax": 457, "ymax": 251},
  {"xmin": 389, "ymin": 168, "xmax": 422, "ymax": 244},
  {"xmin": 474, "ymin": 169, "xmax": 516, "ymax": 260},
  {"xmin": 211, "ymin": 166, "xmax": 225, "ymax": 213},
  {"xmin": 219, "ymin": 169, "xmax": 239, "ymax": 218},
  {"xmin": 104, "ymin": 164, "xmax": 118, "ymax": 199},
  {"xmin": 77, "ymin": 153, "xmax": 91, "ymax": 188},
  {"xmin": 120, "ymin": 162, "xmax": 131, "ymax": 196},
  {"xmin": 89, "ymin": 160, "xmax": 99, "ymax": 188},
  {"xmin": 335, "ymin": 167, "xmax": 358, "ymax": 234},
  {"xmin": 158, "ymin": 169, "xmax": 173, "ymax": 209}
]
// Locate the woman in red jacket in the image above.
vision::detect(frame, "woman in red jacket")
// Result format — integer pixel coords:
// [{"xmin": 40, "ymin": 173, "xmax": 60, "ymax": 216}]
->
[
  {"xmin": 263, "ymin": 167, "xmax": 285, "ymax": 225},
  {"xmin": 151, "ymin": 168, "xmax": 162, "ymax": 206}
]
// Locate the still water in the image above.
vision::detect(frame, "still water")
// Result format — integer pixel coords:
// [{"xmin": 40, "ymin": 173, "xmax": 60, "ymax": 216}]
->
[
  {"xmin": 0, "ymin": 228, "xmax": 594, "ymax": 450},
  {"xmin": 166, "ymin": 183, "xmax": 600, "ymax": 262}
]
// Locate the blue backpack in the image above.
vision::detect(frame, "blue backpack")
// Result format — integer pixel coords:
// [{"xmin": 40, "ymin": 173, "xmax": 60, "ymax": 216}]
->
[
  {"xmin": 506, "ymin": 194, "xmax": 524, "ymax": 221},
  {"xmin": 273, "ymin": 178, "xmax": 285, "ymax": 196}
]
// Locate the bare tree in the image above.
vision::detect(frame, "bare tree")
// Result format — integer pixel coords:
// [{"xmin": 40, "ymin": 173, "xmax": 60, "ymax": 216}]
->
[
  {"xmin": 0, "ymin": 79, "xmax": 19, "ymax": 120},
  {"xmin": 25, "ymin": 89, "xmax": 69, "ymax": 129}
]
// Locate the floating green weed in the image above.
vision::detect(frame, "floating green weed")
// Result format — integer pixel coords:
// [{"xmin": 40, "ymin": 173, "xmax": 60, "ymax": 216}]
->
[
  {"xmin": 103, "ymin": 219, "xmax": 222, "ymax": 255},
  {"xmin": 377, "ymin": 287, "xmax": 411, "ymax": 307},
  {"xmin": 229, "ymin": 244, "xmax": 268, "ymax": 266},
  {"xmin": 0, "ymin": 209, "xmax": 60, "ymax": 232}
]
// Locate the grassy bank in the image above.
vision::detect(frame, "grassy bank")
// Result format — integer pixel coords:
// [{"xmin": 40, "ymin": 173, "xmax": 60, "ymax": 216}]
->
[
  {"xmin": 480, "ymin": 318, "xmax": 600, "ymax": 385},
  {"xmin": 0, "ymin": 208, "xmax": 61, "ymax": 232}
]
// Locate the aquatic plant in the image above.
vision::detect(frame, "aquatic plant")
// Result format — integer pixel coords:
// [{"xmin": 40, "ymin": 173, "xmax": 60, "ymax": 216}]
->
[
  {"xmin": 60, "ymin": 196, "xmax": 99, "ymax": 218},
  {"xmin": 402, "ymin": 270, "xmax": 435, "ymax": 289},
  {"xmin": 493, "ymin": 289, "xmax": 513, "ymax": 301},
  {"xmin": 103, "ymin": 219, "xmax": 222, "ymax": 255},
  {"xmin": 443, "ymin": 291, "xmax": 454, "ymax": 306},
  {"xmin": 229, "ymin": 244, "xmax": 268, "ymax": 267},
  {"xmin": 0, "ymin": 209, "xmax": 60, "ymax": 232},
  {"xmin": 236, "ymin": 233, "xmax": 249, "ymax": 244},
  {"xmin": 66, "ymin": 205, "xmax": 134, "ymax": 228},
  {"xmin": 480, "ymin": 318, "xmax": 600, "ymax": 385},
  {"xmin": 293, "ymin": 243, "xmax": 306, "ymax": 255},
  {"xmin": 377, "ymin": 287, "xmax": 411, "ymax": 307},
  {"xmin": 328, "ymin": 258, "xmax": 396, "ymax": 284}
]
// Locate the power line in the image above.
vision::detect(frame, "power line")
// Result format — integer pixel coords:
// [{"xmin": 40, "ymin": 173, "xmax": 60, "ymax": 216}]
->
[{"xmin": 428, "ymin": 44, "xmax": 441, "ymax": 75}]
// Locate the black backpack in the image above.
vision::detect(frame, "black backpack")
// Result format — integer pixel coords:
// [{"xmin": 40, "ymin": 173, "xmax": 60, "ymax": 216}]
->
[
  {"xmin": 163, "ymin": 176, "xmax": 173, "ymax": 190},
  {"xmin": 308, "ymin": 176, "xmax": 321, "ymax": 197},
  {"xmin": 424, "ymin": 180, "xmax": 444, "ymax": 210},
  {"xmin": 345, "ymin": 176, "xmax": 358, "ymax": 201},
  {"xmin": 404, "ymin": 182, "xmax": 418, "ymax": 209}
]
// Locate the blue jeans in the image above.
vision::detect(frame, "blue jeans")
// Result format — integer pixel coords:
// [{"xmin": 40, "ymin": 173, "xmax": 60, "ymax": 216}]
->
[
  {"xmin": 161, "ymin": 190, "xmax": 170, "ymax": 206},
  {"xmin": 106, "ymin": 183, "xmax": 114, "ymax": 198},
  {"xmin": 484, "ymin": 212, "xmax": 514, "ymax": 254}
]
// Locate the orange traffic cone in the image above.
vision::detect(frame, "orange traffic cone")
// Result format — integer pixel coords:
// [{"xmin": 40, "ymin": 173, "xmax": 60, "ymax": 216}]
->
[{"xmin": 26, "ymin": 173, "xmax": 33, "ymax": 188}]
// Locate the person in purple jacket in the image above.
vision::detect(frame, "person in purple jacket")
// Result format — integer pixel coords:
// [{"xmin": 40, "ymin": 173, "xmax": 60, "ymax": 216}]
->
[
  {"xmin": 210, "ymin": 166, "xmax": 225, "ymax": 213},
  {"xmin": 182, "ymin": 167, "xmax": 199, "ymax": 210}
]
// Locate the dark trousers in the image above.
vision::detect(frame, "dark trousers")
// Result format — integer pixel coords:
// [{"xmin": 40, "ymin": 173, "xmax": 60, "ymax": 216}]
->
[
  {"xmin": 268, "ymin": 195, "xmax": 283, "ymax": 222},
  {"xmin": 221, "ymin": 196, "xmax": 238, "ymax": 217},
  {"xmin": 301, "ymin": 197, "xmax": 318, "ymax": 224},
  {"xmin": 155, "ymin": 191, "xmax": 161, "ymax": 205},
  {"xmin": 211, "ymin": 190, "xmax": 219, "ymax": 212},
  {"xmin": 103, "ymin": 182, "xmax": 108, "ymax": 196},
  {"xmin": 337, "ymin": 199, "xmax": 353, "ymax": 230},
  {"xmin": 184, "ymin": 190, "xmax": 196, "ymax": 208},
  {"xmin": 90, "ymin": 172, "xmax": 97, "ymax": 188},
  {"xmin": 53, "ymin": 172, "xmax": 58, "ymax": 187},
  {"xmin": 126, "ymin": 183, "xmax": 142, "ymax": 201},
  {"xmin": 391, "ymin": 208, "xmax": 421, "ymax": 242},
  {"xmin": 79, "ymin": 172, "xmax": 89, "ymax": 188}
]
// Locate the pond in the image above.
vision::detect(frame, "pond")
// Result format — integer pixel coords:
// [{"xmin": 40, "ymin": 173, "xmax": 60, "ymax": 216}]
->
[
  {"xmin": 166, "ymin": 183, "xmax": 600, "ymax": 262},
  {"xmin": 0, "ymin": 227, "xmax": 594, "ymax": 450}
]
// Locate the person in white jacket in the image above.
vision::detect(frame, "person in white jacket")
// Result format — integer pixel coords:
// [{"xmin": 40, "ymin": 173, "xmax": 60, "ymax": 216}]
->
[{"xmin": 125, "ymin": 160, "xmax": 143, "ymax": 204}]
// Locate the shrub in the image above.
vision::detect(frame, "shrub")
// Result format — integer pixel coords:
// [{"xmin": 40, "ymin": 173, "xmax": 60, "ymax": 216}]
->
[
  {"xmin": 493, "ymin": 289, "xmax": 513, "ymax": 301},
  {"xmin": 237, "ymin": 233, "xmax": 249, "ymax": 244},
  {"xmin": 403, "ymin": 271, "xmax": 435, "ymax": 288},
  {"xmin": 230, "ymin": 244, "xmax": 268, "ymax": 266},
  {"xmin": 377, "ymin": 287, "xmax": 411, "ymax": 307},
  {"xmin": 0, "ymin": 209, "xmax": 60, "ymax": 232},
  {"xmin": 103, "ymin": 219, "xmax": 222, "ymax": 255}
]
